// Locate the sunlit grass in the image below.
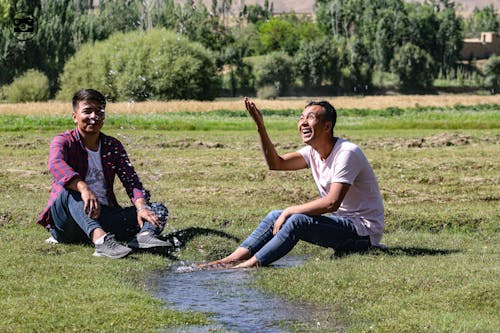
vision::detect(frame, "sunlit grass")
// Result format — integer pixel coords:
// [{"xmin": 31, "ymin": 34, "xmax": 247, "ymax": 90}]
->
[
  {"xmin": 0, "ymin": 104, "xmax": 498, "ymax": 132},
  {"xmin": 0, "ymin": 106, "xmax": 498, "ymax": 332},
  {"xmin": 255, "ymin": 231, "xmax": 499, "ymax": 332}
]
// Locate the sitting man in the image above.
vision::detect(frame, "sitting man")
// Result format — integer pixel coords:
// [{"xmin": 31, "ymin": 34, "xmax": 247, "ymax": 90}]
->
[
  {"xmin": 37, "ymin": 88, "xmax": 169, "ymax": 259},
  {"xmin": 204, "ymin": 98, "xmax": 385, "ymax": 268}
]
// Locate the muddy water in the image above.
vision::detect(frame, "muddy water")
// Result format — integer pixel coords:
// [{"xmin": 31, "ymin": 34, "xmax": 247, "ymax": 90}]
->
[{"xmin": 154, "ymin": 256, "xmax": 312, "ymax": 333}]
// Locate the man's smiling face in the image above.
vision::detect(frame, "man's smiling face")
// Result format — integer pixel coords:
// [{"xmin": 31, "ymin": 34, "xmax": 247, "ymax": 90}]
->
[
  {"xmin": 72, "ymin": 100, "xmax": 106, "ymax": 135},
  {"xmin": 298, "ymin": 104, "xmax": 328, "ymax": 145}
]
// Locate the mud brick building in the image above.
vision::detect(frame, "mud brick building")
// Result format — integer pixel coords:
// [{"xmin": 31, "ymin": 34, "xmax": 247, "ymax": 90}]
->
[{"xmin": 460, "ymin": 32, "xmax": 500, "ymax": 60}]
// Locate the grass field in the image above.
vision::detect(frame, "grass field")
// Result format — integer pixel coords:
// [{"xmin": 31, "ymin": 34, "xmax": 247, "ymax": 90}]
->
[{"xmin": 0, "ymin": 96, "xmax": 498, "ymax": 332}]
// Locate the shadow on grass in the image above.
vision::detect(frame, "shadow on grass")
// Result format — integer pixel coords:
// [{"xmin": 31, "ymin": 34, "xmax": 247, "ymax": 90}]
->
[
  {"xmin": 333, "ymin": 246, "xmax": 461, "ymax": 259},
  {"xmin": 137, "ymin": 227, "xmax": 240, "ymax": 260}
]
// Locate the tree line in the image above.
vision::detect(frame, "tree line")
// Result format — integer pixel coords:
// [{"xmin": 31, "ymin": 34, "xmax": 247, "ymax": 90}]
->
[{"xmin": 0, "ymin": 0, "xmax": 499, "ymax": 102}]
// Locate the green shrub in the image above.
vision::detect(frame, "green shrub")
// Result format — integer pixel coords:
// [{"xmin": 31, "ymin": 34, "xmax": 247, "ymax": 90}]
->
[
  {"xmin": 254, "ymin": 51, "xmax": 293, "ymax": 96},
  {"xmin": 483, "ymin": 55, "xmax": 500, "ymax": 93},
  {"xmin": 58, "ymin": 29, "xmax": 220, "ymax": 101},
  {"xmin": 4, "ymin": 70, "xmax": 49, "ymax": 103},
  {"xmin": 55, "ymin": 40, "xmax": 115, "ymax": 101}
]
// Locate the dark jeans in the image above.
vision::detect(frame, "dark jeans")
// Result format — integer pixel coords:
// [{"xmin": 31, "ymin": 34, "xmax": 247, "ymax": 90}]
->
[
  {"xmin": 240, "ymin": 210, "xmax": 370, "ymax": 266},
  {"xmin": 49, "ymin": 188, "xmax": 161, "ymax": 243}
]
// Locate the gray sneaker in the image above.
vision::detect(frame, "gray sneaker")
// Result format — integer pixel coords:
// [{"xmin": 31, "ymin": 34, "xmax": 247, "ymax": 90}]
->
[
  {"xmin": 93, "ymin": 234, "xmax": 132, "ymax": 259},
  {"xmin": 128, "ymin": 232, "xmax": 171, "ymax": 249}
]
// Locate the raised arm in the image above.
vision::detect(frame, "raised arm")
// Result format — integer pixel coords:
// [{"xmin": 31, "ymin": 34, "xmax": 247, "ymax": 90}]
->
[{"xmin": 245, "ymin": 97, "xmax": 307, "ymax": 171}]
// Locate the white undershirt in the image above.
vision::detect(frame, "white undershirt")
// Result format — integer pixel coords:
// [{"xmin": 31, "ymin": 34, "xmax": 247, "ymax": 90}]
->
[{"xmin": 85, "ymin": 143, "xmax": 109, "ymax": 206}]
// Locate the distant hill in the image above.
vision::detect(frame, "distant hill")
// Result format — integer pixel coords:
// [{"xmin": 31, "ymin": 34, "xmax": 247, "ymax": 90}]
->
[{"xmin": 195, "ymin": 0, "xmax": 499, "ymax": 15}]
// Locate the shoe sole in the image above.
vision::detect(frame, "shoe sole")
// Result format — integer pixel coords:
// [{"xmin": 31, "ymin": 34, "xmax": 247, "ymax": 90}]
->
[
  {"xmin": 128, "ymin": 242, "xmax": 170, "ymax": 249},
  {"xmin": 93, "ymin": 249, "xmax": 131, "ymax": 259}
]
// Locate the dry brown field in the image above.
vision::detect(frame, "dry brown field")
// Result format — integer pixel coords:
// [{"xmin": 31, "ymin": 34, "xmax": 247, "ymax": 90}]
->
[{"xmin": 0, "ymin": 94, "xmax": 499, "ymax": 116}]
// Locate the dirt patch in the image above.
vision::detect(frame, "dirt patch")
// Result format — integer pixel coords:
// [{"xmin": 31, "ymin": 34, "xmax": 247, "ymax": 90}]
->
[
  {"xmin": 0, "ymin": 213, "xmax": 12, "ymax": 227},
  {"xmin": 362, "ymin": 133, "xmax": 499, "ymax": 150},
  {"xmin": 157, "ymin": 139, "xmax": 225, "ymax": 149}
]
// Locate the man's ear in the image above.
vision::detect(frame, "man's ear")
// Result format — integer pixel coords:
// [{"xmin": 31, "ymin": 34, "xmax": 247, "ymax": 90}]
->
[
  {"xmin": 72, "ymin": 112, "xmax": 77, "ymax": 123},
  {"xmin": 323, "ymin": 120, "xmax": 332, "ymax": 132}
]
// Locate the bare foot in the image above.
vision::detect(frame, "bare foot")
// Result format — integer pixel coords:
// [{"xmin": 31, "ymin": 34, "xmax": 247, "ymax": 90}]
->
[
  {"xmin": 196, "ymin": 259, "xmax": 227, "ymax": 269},
  {"xmin": 232, "ymin": 256, "xmax": 259, "ymax": 269},
  {"xmin": 197, "ymin": 247, "xmax": 252, "ymax": 269},
  {"xmin": 197, "ymin": 260, "xmax": 241, "ymax": 270}
]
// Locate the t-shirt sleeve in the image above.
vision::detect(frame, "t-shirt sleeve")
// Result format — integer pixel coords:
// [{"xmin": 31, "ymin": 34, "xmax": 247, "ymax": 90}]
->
[
  {"xmin": 298, "ymin": 146, "xmax": 311, "ymax": 168},
  {"xmin": 332, "ymin": 149, "xmax": 362, "ymax": 185}
]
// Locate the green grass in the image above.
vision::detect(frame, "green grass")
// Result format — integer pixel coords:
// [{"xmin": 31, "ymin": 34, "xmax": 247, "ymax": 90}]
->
[
  {"xmin": 255, "ymin": 231, "xmax": 498, "ymax": 332},
  {"xmin": 0, "ymin": 103, "xmax": 498, "ymax": 132},
  {"xmin": 0, "ymin": 106, "xmax": 498, "ymax": 332}
]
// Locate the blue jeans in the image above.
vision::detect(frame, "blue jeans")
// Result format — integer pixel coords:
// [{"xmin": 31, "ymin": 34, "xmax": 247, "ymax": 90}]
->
[
  {"xmin": 49, "ymin": 188, "xmax": 161, "ymax": 243},
  {"xmin": 240, "ymin": 210, "xmax": 370, "ymax": 266}
]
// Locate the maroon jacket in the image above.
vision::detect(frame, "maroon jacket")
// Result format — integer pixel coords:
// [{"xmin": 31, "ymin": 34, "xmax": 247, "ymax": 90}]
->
[{"xmin": 37, "ymin": 128, "xmax": 149, "ymax": 229}]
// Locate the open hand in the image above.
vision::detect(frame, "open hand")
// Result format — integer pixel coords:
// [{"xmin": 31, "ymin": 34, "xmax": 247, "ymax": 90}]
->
[
  {"xmin": 137, "ymin": 207, "xmax": 161, "ymax": 228},
  {"xmin": 81, "ymin": 188, "xmax": 100, "ymax": 219},
  {"xmin": 273, "ymin": 211, "xmax": 290, "ymax": 235},
  {"xmin": 244, "ymin": 97, "xmax": 264, "ymax": 128}
]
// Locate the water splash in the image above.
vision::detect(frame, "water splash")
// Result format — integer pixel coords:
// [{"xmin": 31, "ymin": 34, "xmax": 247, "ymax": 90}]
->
[{"xmin": 154, "ymin": 256, "xmax": 311, "ymax": 332}]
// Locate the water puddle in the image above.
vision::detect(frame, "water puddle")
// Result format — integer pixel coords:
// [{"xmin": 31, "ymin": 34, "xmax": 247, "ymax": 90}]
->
[{"xmin": 154, "ymin": 255, "xmax": 313, "ymax": 332}]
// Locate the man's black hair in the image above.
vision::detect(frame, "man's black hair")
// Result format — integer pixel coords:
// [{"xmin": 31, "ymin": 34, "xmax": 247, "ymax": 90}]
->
[
  {"xmin": 305, "ymin": 100, "xmax": 337, "ymax": 129},
  {"xmin": 72, "ymin": 89, "xmax": 106, "ymax": 112}
]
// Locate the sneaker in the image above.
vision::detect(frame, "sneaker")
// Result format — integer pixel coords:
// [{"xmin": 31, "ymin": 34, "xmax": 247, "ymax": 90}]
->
[
  {"xmin": 93, "ymin": 234, "xmax": 131, "ymax": 259},
  {"xmin": 45, "ymin": 236, "xmax": 59, "ymax": 244},
  {"xmin": 128, "ymin": 231, "xmax": 171, "ymax": 249}
]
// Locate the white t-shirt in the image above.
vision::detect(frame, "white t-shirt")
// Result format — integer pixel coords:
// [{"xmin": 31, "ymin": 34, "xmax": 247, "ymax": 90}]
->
[
  {"xmin": 85, "ymin": 143, "xmax": 109, "ymax": 206},
  {"xmin": 298, "ymin": 138, "xmax": 384, "ymax": 245}
]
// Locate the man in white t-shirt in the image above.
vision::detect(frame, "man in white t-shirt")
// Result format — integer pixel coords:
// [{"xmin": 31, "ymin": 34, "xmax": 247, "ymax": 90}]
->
[{"xmin": 202, "ymin": 98, "xmax": 385, "ymax": 268}]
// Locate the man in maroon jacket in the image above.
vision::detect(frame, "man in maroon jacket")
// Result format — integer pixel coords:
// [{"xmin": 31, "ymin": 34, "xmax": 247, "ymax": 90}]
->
[{"xmin": 38, "ymin": 89, "xmax": 169, "ymax": 258}]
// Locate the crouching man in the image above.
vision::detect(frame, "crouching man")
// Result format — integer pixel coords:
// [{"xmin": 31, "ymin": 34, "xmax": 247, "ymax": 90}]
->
[
  {"xmin": 203, "ymin": 98, "xmax": 385, "ymax": 268},
  {"xmin": 37, "ymin": 88, "xmax": 169, "ymax": 258}
]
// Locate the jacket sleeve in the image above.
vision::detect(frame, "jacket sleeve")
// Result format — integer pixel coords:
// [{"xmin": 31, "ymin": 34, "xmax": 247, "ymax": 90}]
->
[{"xmin": 48, "ymin": 134, "xmax": 81, "ymax": 186}]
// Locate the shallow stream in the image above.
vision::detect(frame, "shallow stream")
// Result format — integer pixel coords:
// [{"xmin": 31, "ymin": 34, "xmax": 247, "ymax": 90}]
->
[{"xmin": 154, "ymin": 255, "xmax": 314, "ymax": 332}]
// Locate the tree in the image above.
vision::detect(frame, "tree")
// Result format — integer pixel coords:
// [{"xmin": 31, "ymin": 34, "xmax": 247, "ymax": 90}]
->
[
  {"xmin": 483, "ymin": 55, "xmax": 500, "ymax": 94},
  {"xmin": 373, "ymin": 6, "xmax": 411, "ymax": 72},
  {"xmin": 220, "ymin": 44, "xmax": 254, "ymax": 96},
  {"xmin": 341, "ymin": 38, "xmax": 374, "ymax": 93},
  {"xmin": 259, "ymin": 16, "xmax": 298, "ymax": 55},
  {"xmin": 0, "ymin": 0, "xmax": 11, "ymax": 24},
  {"xmin": 294, "ymin": 36, "xmax": 341, "ymax": 91},
  {"xmin": 0, "ymin": 0, "xmax": 117, "ymax": 96},
  {"xmin": 374, "ymin": 14, "xmax": 395, "ymax": 72},
  {"xmin": 435, "ymin": 5, "xmax": 463, "ymax": 76},
  {"xmin": 391, "ymin": 43, "xmax": 435, "ymax": 92},
  {"xmin": 239, "ymin": 3, "xmax": 271, "ymax": 24},
  {"xmin": 464, "ymin": 5, "xmax": 499, "ymax": 37},
  {"xmin": 156, "ymin": 0, "xmax": 232, "ymax": 52},
  {"xmin": 97, "ymin": 0, "xmax": 141, "ymax": 34},
  {"xmin": 254, "ymin": 51, "xmax": 293, "ymax": 96}
]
